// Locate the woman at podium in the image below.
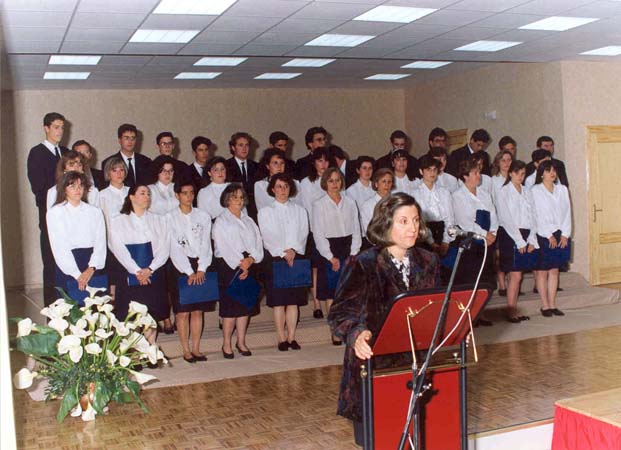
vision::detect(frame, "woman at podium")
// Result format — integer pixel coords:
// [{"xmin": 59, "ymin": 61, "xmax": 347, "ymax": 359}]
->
[{"xmin": 328, "ymin": 192, "xmax": 440, "ymax": 445}]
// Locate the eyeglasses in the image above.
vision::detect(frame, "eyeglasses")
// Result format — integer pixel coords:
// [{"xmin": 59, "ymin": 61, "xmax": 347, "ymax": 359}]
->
[
  {"xmin": 160, "ymin": 141, "xmax": 174, "ymax": 146},
  {"xmin": 66, "ymin": 183, "xmax": 84, "ymax": 190},
  {"xmin": 160, "ymin": 169, "xmax": 174, "ymax": 174},
  {"xmin": 121, "ymin": 135, "xmax": 136, "ymax": 141}
]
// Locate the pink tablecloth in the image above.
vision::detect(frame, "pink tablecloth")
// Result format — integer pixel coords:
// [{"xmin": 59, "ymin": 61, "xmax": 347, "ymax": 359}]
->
[{"xmin": 552, "ymin": 404, "xmax": 621, "ymax": 450}]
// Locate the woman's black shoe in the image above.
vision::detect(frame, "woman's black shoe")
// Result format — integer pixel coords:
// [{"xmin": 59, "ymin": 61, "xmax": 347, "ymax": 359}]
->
[
  {"xmin": 192, "ymin": 353, "xmax": 208, "ymax": 362},
  {"xmin": 163, "ymin": 326, "xmax": 175, "ymax": 335},
  {"xmin": 288, "ymin": 340, "xmax": 301, "ymax": 350},
  {"xmin": 221, "ymin": 347, "xmax": 234, "ymax": 359},
  {"xmin": 498, "ymin": 289, "xmax": 507, "ymax": 297},
  {"xmin": 477, "ymin": 319, "xmax": 493, "ymax": 327},
  {"xmin": 551, "ymin": 308, "xmax": 565, "ymax": 316},
  {"xmin": 183, "ymin": 354, "xmax": 197, "ymax": 363},
  {"xmin": 235, "ymin": 343, "xmax": 252, "ymax": 356},
  {"xmin": 331, "ymin": 337, "xmax": 343, "ymax": 346},
  {"xmin": 518, "ymin": 315, "xmax": 530, "ymax": 321},
  {"xmin": 507, "ymin": 317, "xmax": 521, "ymax": 323},
  {"xmin": 540, "ymin": 308, "xmax": 553, "ymax": 317},
  {"xmin": 278, "ymin": 341, "xmax": 289, "ymax": 351},
  {"xmin": 313, "ymin": 309, "xmax": 324, "ymax": 319}
]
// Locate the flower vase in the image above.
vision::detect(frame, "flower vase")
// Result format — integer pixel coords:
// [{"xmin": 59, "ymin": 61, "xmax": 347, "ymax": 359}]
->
[{"xmin": 78, "ymin": 382, "xmax": 98, "ymax": 421}]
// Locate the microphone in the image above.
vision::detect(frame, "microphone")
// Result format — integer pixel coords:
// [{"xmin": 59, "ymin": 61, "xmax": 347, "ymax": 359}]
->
[{"xmin": 447, "ymin": 225, "xmax": 486, "ymax": 241}]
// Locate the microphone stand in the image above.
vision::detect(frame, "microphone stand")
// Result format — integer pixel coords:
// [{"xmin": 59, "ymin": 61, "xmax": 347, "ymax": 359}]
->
[{"xmin": 397, "ymin": 235, "xmax": 475, "ymax": 450}]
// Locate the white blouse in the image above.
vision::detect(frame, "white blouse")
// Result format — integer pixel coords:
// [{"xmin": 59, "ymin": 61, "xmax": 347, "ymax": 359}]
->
[
  {"xmin": 437, "ymin": 172, "xmax": 459, "ymax": 193},
  {"xmin": 393, "ymin": 175, "xmax": 416, "ymax": 195},
  {"xmin": 360, "ymin": 193, "xmax": 382, "ymax": 236},
  {"xmin": 491, "ymin": 174, "xmax": 507, "ymax": 205},
  {"xmin": 197, "ymin": 182, "xmax": 229, "ymax": 219},
  {"xmin": 312, "ymin": 194, "xmax": 361, "ymax": 260},
  {"xmin": 167, "ymin": 207, "xmax": 213, "ymax": 276},
  {"xmin": 524, "ymin": 172, "xmax": 536, "ymax": 189},
  {"xmin": 258, "ymin": 200, "xmax": 309, "ymax": 257},
  {"xmin": 109, "ymin": 211, "xmax": 170, "ymax": 275},
  {"xmin": 497, "ymin": 183, "xmax": 538, "ymax": 248},
  {"xmin": 452, "ymin": 185, "xmax": 498, "ymax": 236},
  {"xmin": 299, "ymin": 177, "xmax": 325, "ymax": 218},
  {"xmin": 213, "ymin": 209, "xmax": 264, "ymax": 270},
  {"xmin": 531, "ymin": 183, "xmax": 572, "ymax": 238},
  {"xmin": 345, "ymin": 179, "xmax": 375, "ymax": 211},
  {"xmin": 148, "ymin": 182, "xmax": 178, "ymax": 216},
  {"xmin": 412, "ymin": 183, "xmax": 455, "ymax": 243},
  {"xmin": 46, "ymin": 201, "xmax": 107, "ymax": 279},
  {"xmin": 99, "ymin": 184, "xmax": 129, "ymax": 222},
  {"xmin": 47, "ymin": 185, "xmax": 100, "ymax": 210}
]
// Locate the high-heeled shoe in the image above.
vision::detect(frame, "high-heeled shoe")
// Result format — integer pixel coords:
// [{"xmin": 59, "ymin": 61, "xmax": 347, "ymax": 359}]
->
[
  {"xmin": 192, "ymin": 353, "xmax": 208, "ymax": 362},
  {"xmin": 183, "ymin": 354, "xmax": 197, "ymax": 363},
  {"xmin": 235, "ymin": 343, "xmax": 252, "ymax": 356},
  {"xmin": 221, "ymin": 346, "xmax": 234, "ymax": 359}
]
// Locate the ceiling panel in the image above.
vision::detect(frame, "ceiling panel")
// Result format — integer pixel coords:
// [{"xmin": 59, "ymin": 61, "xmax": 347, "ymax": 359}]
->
[
  {"xmin": 76, "ymin": 0, "xmax": 159, "ymax": 14},
  {"xmin": 414, "ymin": 9, "xmax": 495, "ymax": 26},
  {"xmin": 0, "ymin": 0, "xmax": 78, "ymax": 12},
  {"xmin": 439, "ymin": 26, "xmax": 507, "ymax": 40},
  {"xmin": 207, "ymin": 15, "xmax": 283, "ymax": 32},
  {"xmin": 120, "ymin": 43, "xmax": 187, "ymax": 55},
  {"xmin": 140, "ymin": 14, "xmax": 218, "ymax": 29},
  {"xmin": 65, "ymin": 27, "xmax": 136, "ymax": 41},
  {"xmin": 177, "ymin": 42, "xmax": 244, "ymax": 55},
  {"xmin": 60, "ymin": 41, "xmax": 127, "ymax": 53},
  {"xmin": 2, "ymin": 10, "xmax": 73, "ymax": 27},
  {"xmin": 470, "ymin": 12, "xmax": 547, "ymax": 28},
  {"xmin": 289, "ymin": 2, "xmax": 374, "ymax": 20},
  {"xmin": 71, "ymin": 12, "xmax": 147, "ymax": 28},
  {"xmin": 224, "ymin": 0, "xmax": 310, "ymax": 17},
  {"xmin": 507, "ymin": 0, "xmax": 595, "ymax": 16},
  {"xmin": 328, "ymin": 20, "xmax": 405, "ymax": 35},
  {"xmin": 4, "ymin": 27, "xmax": 67, "ymax": 41},
  {"xmin": 235, "ymin": 44, "xmax": 303, "ymax": 56},
  {"xmin": 447, "ymin": 0, "xmax": 530, "ymax": 13},
  {"xmin": 270, "ymin": 18, "xmax": 346, "ymax": 33},
  {"xmin": 5, "ymin": 40, "xmax": 62, "ymax": 53}
]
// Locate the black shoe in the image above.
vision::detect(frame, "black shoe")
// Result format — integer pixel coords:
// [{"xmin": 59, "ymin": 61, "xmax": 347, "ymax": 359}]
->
[
  {"xmin": 557, "ymin": 287, "xmax": 564, "ymax": 292},
  {"xmin": 191, "ymin": 353, "xmax": 208, "ymax": 362},
  {"xmin": 163, "ymin": 326, "xmax": 174, "ymax": 335},
  {"xmin": 235, "ymin": 343, "xmax": 252, "ymax": 356},
  {"xmin": 331, "ymin": 337, "xmax": 343, "ymax": 346},
  {"xmin": 222, "ymin": 347, "xmax": 234, "ymax": 359},
  {"xmin": 498, "ymin": 289, "xmax": 507, "ymax": 297},
  {"xmin": 288, "ymin": 340, "xmax": 301, "ymax": 350},
  {"xmin": 533, "ymin": 287, "xmax": 538, "ymax": 294},
  {"xmin": 518, "ymin": 315, "xmax": 530, "ymax": 321},
  {"xmin": 183, "ymin": 354, "xmax": 197, "ymax": 363},
  {"xmin": 313, "ymin": 309, "xmax": 324, "ymax": 319},
  {"xmin": 219, "ymin": 320, "xmax": 223, "ymax": 330},
  {"xmin": 551, "ymin": 308, "xmax": 565, "ymax": 316},
  {"xmin": 540, "ymin": 308, "xmax": 553, "ymax": 317},
  {"xmin": 507, "ymin": 317, "xmax": 521, "ymax": 323},
  {"xmin": 278, "ymin": 341, "xmax": 289, "ymax": 352},
  {"xmin": 146, "ymin": 362, "xmax": 158, "ymax": 369},
  {"xmin": 477, "ymin": 318, "xmax": 493, "ymax": 327}
]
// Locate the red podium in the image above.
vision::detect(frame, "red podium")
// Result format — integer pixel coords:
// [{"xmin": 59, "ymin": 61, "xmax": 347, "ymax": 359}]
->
[{"xmin": 360, "ymin": 287, "xmax": 491, "ymax": 450}]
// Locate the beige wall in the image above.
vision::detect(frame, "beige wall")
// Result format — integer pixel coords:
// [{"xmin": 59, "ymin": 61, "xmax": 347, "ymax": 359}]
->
[{"xmin": 1, "ymin": 87, "xmax": 405, "ymax": 288}]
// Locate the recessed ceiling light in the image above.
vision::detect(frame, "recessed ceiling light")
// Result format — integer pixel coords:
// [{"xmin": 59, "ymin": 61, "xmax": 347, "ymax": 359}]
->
[
  {"xmin": 49, "ymin": 55, "xmax": 101, "ymax": 65},
  {"xmin": 194, "ymin": 57, "xmax": 247, "ymax": 66},
  {"xmin": 255, "ymin": 73, "xmax": 302, "ymax": 80},
  {"xmin": 354, "ymin": 6, "xmax": 436, "ymax": 23},
  {"xmin": 519, "ymin": 16, "xmax": 598, "ymax": 31},
  {"xmin": 365, "ymin": 74, "xmax": 410, "ymax": 81},
  {"xmin": 454, "ymin": 40, "xmax": 522, "ymax": 52},
  {"xmin": 44, "ymin": 72, "xmax": 90, "ymax": 80},
  {"xmin": 129, "ymin": 29, "xmax": 200, "ymax": 44},
  {"xmin": 175, "ymin": 72, "xmax": 221, "ymax": 79},
  {"xmin": 282, "ymin": 58, "xmax": 335, "ymax": 67},
  {"xmin": 580, "ymin": 46, "xmax": 621, "ymax": 56},
  {"xmin": 401, "ymin": 61, "xmax": 452, "ymax": 69},
  {"xmin": 305, "ymin": 34, "xmax": 375, "ymax": 47},
  {"xmin": 153, "ymin": 0, "xmax": 237, "ymax": 15}
]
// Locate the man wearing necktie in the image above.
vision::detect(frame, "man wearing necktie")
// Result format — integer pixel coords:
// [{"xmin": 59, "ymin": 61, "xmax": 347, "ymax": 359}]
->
[
  {"xmin": 27, "ymin": 112, "xmax": 69, "ymax": 306},
  {"xmin": 225, "ymin": 131, "xmax": 258, "ymax": 219},
  {"xmin": 101, "ymin": 123, "xmax": 152, "ymax": 188}
]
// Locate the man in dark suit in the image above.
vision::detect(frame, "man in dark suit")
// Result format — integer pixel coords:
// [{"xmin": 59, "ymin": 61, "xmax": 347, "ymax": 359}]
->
[
  {"xmin": 446, "ymin": 128, "xmax": 492, "ymax": 177},
  {"xmin": 27, "ymin": 112, "xmax": 68, "ymax": 306},
  {"xmin": 150, "ymin": 131, "xmax": 187, "ymax": 184},
  {"xmin": 225, "ymin": 131, "xmax": 258, "ymax": 218},
  {"xmin": 327, "ymin": 145, "xmax": 357, "ymax": 188},
  {"xmin": 256, "ymin": 131, "xmax": 296, "ymax": 180},
  {"xmin": 183, "ymin": 135, "xmax": 212, "ymax": 194},
  {"xmin": 295, "ymin": 126, "xmax": 328, "ymax": 180},
  {"xmin": 72, "ymin": 140, "xmax": 106, "ymax": 190},
  {"xmin": 101, "ymin": 124, "xmax": 151, "ymax": 188},
  {"xmin": 375, "ymin": 130, "xmax": 420, "ymax": 179},
  {"xmin": 525, "ymin": 136, "xmax": 569, "ymax": 187}
]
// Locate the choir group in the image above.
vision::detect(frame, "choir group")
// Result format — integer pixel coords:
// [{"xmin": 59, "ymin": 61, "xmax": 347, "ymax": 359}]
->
[{"xmin": 26, "ymin": 112, "xmax": 572, "ymax": 363}]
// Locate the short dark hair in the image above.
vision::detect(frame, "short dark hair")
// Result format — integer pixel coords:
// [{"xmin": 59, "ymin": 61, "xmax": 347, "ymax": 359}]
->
[
  {"xmin": 320, "ymin": 167, "xmax": 345, "ymax": 192},
  {"xmin": 418, "ymin": 154, "xmax": 441, "ymax": 171},
  {"xmin": 366, "ymin": 193, "xmax": 425, "ymax": 248},
  {"xmin": 531, "ymin": 149, "xmax": 552, "ymax": 163},
  {"xmin": 308, "ymin": 147, "xmax": 330, "ymax": 182},
  {"xmin": 327, "ymin": 144, "xmax": 346, "ymax": 161},
  {"xmin": 120, "ymin": 184, "xmax": 150, "ymax": 215},
  {"xmin": 536, "ymin": 135, "xmax": 554, "ymax": 148},
  {"xmin": 305, "ymin": 126, "xmax": 327, "ymax": 146},
  {"xmin": 220, "ymin": 182, "xmax": 248, "ymax": 208},
  {"xmin": 191, "ymin": 135, "xmax": 212, "ymax": 151},
  {"xmin": 372, "ymin": 168, "xmax": 394, "ymax": 192},
  {"xmin": 503, "ymin": 160, "xmax": 527, "ymax": 186},
  {"xmin": 471, "ymin": 129, "xmax": 491, "ymax": 143},
  {"xmin": 260, "ymin": 148, "xmax": 284, "ymax": 169},
  {"xmin": 54, "ymin": 171, "xmax": 88, "ymax": 206},
  {"xmin": 428, "ymin": 147, "xmax": 448, "ymax": 158},
  {"xmin": 103, "ymin": 156, "xmax": 126, "ymax": 182},
  {"xmin": 469, "ymin": 151, "xmax": 486, "ymax": 164},
  {"xmin": 71, "ymin": 139, "xmax": 90, "ymax": 151},
  {"xmin": 156, "ymin": 131, "xmax": 173, "ymax": 145},
  {"xmin": 269, "ymin": 131, "xmax": 289, "ymax": 145},
  {"xmin": 458, "ymin": 159, "xmax": 480, "ymax": 181},
  {"xmin": 117, "ymin": 123, "xmax": 137, "ymax": 138},
  {"xmin": 428, "ymin": 127, "xmax": 448, "ymax": 142},
  {"xmin": 229, "ymin": 132, "xmax": 251, "ymax": 152},
  {"xmin": 206, "ymin": 156, "xmax": 227, "ymax": 173},
  {"xmin": 391, "ymin": 149, "xmax": 409, "ymax": 161},
  {"xmin": 267, "ymin": 173, "xmax": 297, "ymax": 198},
  {"xmin": 355, "ymin": 156, "xmax": 375, "ymax": 170},
  {"xmin": 44, "ymin": 112, "xmax": 65, "ymax": 127},
  {"xmin": 174, "ymin": 178, "xmax": 196, "ymax": 194},
  {"xmin": 498, "ymin": 135, "xmax": 516, "ymax": 149},
  {"xmin": 56, "ymin": 150, "xmax": 83, "ymax": 182},
  {"xmin": 535, "ymin": 159, "xmax": 555, "ymax": 184},
  {"xmin": 390, "ymin": 130, "xmax": 407, "ymax": 142},
  {"xmin": 151, "ymin": 155, "xmax": 175, "ymax": 177}
]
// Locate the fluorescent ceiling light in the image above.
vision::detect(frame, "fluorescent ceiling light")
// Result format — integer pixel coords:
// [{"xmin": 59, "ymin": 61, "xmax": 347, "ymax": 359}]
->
[
  {"xmin": 129, "ymin": 29, "xmax": 199, "ymax": 43},
  {"xmin": 49, "ymin": 55, "xmax": 101, "ymax": 65},
  {"xmin": 255, "ymin": 73, "xmax": 302, "ymax": 80},
  {"xmin": 194, "ymin": 57, "xmax": 247, "ymax": 66},
  {"xmin": 401, "ymin": 61, "xmax": 452, "ymax": 69},
  {"xmin": 455, "ymin": 40, "xmax": 522, "ymax": 52},
  {"xmin": 175, "ymin": 72, "xmax": 221, "ymax": 79},
  {"xmin": 305, "ymin": 34, "xmax": 375, "ymax": 47},
  {"xmin": 283, "ymin": 58, "xmax": 335, "ymax": 67},
  {"xmin": 519, "ymin": 16, "xmax": 598, "ymax": 31},
  {"xmin": 580, "ymin": 46, "xmax": 621, "ymax": 56},
  {"xmin": 354, "ymin": 6, "xmax": 436, "ymax": 23},
  {"xmin": 365, "ymin": 74, "xmax": 410, "ymax": 81},
  {"xmin": 153, "ymin": 0, "xmax": 237, "ymax": 15},
  {"xmin": 44, "ymin": 72, "xmax": 90, "ymax": 80}
]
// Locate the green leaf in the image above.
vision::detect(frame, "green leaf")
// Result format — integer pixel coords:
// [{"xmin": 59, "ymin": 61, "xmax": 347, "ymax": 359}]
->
[
  {"xmin": 126, "ymin": 380, "xmax": 140, "ymax": 396},
  {"xmin": 56, "ymin": 384, "xmax": 78, "ymax": 422},
  {"xmin": 16, "ymin": 332, "xmax": 60, "ymax": 357},
  {"xmin": 92, "ymin": 383, "xmax": 111, "ymax": 415},
  {"xmin": 68, "ymin": 305, "xmax": 84, "ymax": 325},
  {"xmin": 35, "ymin": 325, "xmax": 61, "ymax": 335},
  {"xmin": 112, "ymin": 390, "xmax": 133, "ymax": 404}
]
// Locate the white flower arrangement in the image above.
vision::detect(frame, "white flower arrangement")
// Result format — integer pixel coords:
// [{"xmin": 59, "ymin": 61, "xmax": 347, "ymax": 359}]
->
[{"xmin": 12, "ymin": 287, "xmax": 167, "ymax": 422}]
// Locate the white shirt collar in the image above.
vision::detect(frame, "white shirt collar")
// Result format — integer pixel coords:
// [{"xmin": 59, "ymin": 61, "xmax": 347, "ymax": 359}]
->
[{"xmin": 43, "ymin": 140, "xmax": 59, "ymax": 155}]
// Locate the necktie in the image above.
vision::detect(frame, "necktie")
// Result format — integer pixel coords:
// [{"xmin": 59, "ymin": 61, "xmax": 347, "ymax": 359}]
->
[
  {"xmin": 127, "ymin": 157, "xmax": 136, "ymax": 186},
  {"xmin": 241, "ymin": 161, "xmax": 247, "ymax": 183},
  {"xmin": 54, "ymin": 146, "xmax": 60, "ymax": 159}
]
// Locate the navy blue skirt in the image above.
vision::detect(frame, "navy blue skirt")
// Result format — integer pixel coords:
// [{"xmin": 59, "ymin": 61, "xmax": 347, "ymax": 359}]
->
[
  {"xmin": 498, "ymin": 227, "xmax": 538, "ymax": 273},
  {"xmin": 535, "ymin": 230, "xmax": 571, "ymax": 270},
  {"xmin": 316, "ymin": 235, "xmax": 352, "ymax": 300}
]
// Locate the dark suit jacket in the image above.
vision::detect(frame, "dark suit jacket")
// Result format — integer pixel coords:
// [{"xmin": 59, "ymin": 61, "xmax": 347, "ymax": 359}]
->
[
  {"xmin": 101, "ymin": 151, "xmax": 152, "ymax": 188},
  {"xmin": 341, "ymin": 159, "xmax": 358, "ymax": 189},
  {"xmin": 295, "ymin": 153, "xmax": 314, "ymax": 181},
  {"xmin": 183, "ymin": 163, "xmax": 209, "ymax": 191},
  {"xmin": 375, "ymin": 151, "xmax": 420, "ymax": 179},
  {"xmin": 27, "ymin": 143, "xmax": 68, "ymax": 210},
  {"xmin": 91, "ymin": 167, "xmax": 106, "ymax": 190},
  {"xmin": 445, "ymin": 145, "xmax": 491, "ymax": 177},
  {"xmin": 225, "ymin": 157, "xmax": 259, "ymax": 219},
  {"xmin": 525, "ymin": 157, "xmax": 569, "ymax": 187}
]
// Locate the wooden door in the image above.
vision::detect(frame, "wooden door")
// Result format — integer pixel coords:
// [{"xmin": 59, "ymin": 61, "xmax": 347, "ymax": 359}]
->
[
  {"xmin": 587, "ymin": 126, "xmax": 621, "ymax": 284},
  {"xmin": 447, "ymin": 128, "xmax": 468, "ymax": 154}
]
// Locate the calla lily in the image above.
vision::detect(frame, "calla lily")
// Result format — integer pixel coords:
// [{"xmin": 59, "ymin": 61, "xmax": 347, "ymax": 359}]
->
[
  {"xmin": 136, "ymin": 314, "xmax": 156, "ymax": 329},
  {"xmin": 119, "ymin": 355, "xmax": 131, "ymax": 367},
  {"xmin": 83, "ymin": 311, "xmax": 99, "ymax": 327},
  {"xmin": 128, "ymin": 332, "xmax": 150, "ymax": 353},
  {"xmin": 70, "ymin": 404, "xmax": 82, "ymax": 417},
  {"xmin": 85, "ymin": 285, "xmax": 107, "ymax": 299},
  {"xmin": 128, "ymin": 301, "xmax": 148, "ymax": 317},
  {"xmin": 106, "ymin": 350, "xmax": 118, "ymax": 365},
  {"xmin": 83, "ymin": 296, "xmax": 105, "ymax": 308},
  {"xmin": 129, "ymin": 369, "xmax": 157, "ymax": 385},
  {"xmin": 95, "ymin": 329, "xmax": 113, "ymax": 340},
  {"xmin": 98, "ymin": 313, "xmax": 109, "ymax": 328},
  {"xmin": 145, "ymin": 344, "xmax": 161, "ymax": 364},
  {"xmin": 16, "ymin": 318, "xmax": 35, "ymax": 338},
  {"xmin": 98, "ymin": 303, "xmax": 114, "ymax": 315},
  {"xmin": 69, "ymin": 324, "xmax": 91, "ymax": 339},
  {"xmin": 81, "ymin": 403, "xmax": 97, "ymax": 421},
  {"xmin": 111, "ymin": 319, "xmax": 130, "ymax": 337},
  {"xmin": 119, "ymin": 338, "xmax": 131, "ymax": 354},
  {"xmin": 48, "ymin": 317, "xmax": 69, "ymax": 335},
  {"xmin": 43, "ymin": 299, "xmax": 73, "ymax": 319},
  {"xmin": 58, "ymin": 335, "xmax": 83, "ymax": 363},
  {"xmin": 85, "ymin": 343, "xmax": 102, "ymax": 355},
  {"xmin": 13, "ymin": 368, "xmax": 38, "ymax": 389}
]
